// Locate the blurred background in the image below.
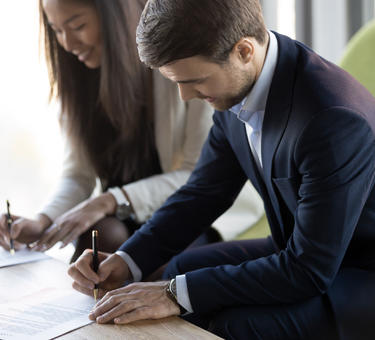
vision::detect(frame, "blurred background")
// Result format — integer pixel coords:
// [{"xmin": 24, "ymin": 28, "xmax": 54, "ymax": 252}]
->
[{"xmin": 0, "ymin": 0, "xmax": 374, "ymax": 257}]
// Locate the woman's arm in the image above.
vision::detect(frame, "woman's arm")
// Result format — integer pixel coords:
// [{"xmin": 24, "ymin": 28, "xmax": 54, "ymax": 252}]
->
[{"xmin": 40, "ymin": 133, "xmax": 97, "ymax": 222}]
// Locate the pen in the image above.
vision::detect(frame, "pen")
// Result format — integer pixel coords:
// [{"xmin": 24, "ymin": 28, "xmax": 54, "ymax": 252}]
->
[
  {"xmin": 6, "ymin": 200, "xmax": 15, "ymax": 255},
  {"xmin": 92, "ymin": 230, "xmax": 99, "ymax": 301}
]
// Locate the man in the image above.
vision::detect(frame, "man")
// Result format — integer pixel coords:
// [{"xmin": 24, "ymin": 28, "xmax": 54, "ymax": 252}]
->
[{"xmin": 68, "ymin": 0, "xmax": 375, "ymax": 339}]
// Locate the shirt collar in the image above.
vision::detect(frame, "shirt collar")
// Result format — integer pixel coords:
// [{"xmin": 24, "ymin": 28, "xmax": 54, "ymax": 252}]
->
[{"xmin": 229, "ymin": 31, "xmax": 278, "ymax": 129}]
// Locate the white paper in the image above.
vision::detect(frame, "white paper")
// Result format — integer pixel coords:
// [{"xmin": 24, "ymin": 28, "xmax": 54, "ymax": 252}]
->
[
  {"xmin": 0, "ymin": 260, "xmax": 71, "ymax": 304},
  {"xmin": 0, "ymin": 288, "xmax": 95, "ymax": 340},
  {"xmin": 0, "ymin": 248, "xmax": 49, "ymax": 268}
]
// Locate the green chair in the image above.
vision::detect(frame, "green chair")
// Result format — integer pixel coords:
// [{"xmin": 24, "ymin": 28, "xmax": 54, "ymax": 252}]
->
[
  {"xmin": 236, "ymin": 213, "xmax": 270, "ymax": 240},
  {"xmin": 339, "ymin": 19, "xmax": 375, "ymax": 97}
]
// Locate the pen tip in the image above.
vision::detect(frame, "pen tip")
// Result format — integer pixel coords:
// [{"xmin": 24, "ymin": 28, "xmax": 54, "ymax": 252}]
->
[
  {"xmin": 10, "ymin": 249, "xmax": 15, "ymax": 256},
  {"xmin": 6, "ymin": 200, "xmax": 10, "ymax": 207},
  {"xmin": 94, "ymin": 289, "xmax": 98, "ymax": 301}
]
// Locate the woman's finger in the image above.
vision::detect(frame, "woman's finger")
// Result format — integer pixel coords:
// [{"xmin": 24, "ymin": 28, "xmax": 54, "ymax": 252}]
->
[
  {"xmin": 59, "ymin": 227, "xmax": 85, "ymax": 248},
  {"xmin": 33, "ymin": 224, "xmax": 59, "ymax": 248},
  {"xmin": 34, "ymin": 223, "xmax": 70, "ymax": 251},
  {"xmin": 0, "ymin": 235, "xmax": 10, "ymax": 250}
]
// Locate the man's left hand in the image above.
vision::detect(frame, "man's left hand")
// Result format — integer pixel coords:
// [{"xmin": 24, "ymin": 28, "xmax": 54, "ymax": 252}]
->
[{"xmin": 89, "ymin": 281, "xmax": 180, "ymax": 324}]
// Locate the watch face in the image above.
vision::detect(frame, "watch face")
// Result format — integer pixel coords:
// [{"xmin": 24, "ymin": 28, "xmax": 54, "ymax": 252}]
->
[
  {"xmin": 116, "ymin": 204, "xmax": 132, "ymax": 220},
  {"xmin": 171, "ymin": 278, "xmax": 178, "ymax": 297}
]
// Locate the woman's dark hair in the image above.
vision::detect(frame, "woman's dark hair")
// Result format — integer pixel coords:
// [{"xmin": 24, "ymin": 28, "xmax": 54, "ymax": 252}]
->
[
  {"xmin": 40, "ymin": 0, "xmax": 159, "ymax": 187},
  {"xmin": 137, "ymin": 0, "xmax": 267, "ymax": 68}
]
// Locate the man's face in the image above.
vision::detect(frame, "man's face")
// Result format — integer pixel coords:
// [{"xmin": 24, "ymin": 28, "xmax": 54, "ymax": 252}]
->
[{"xmin": 159, "ymin": 54, "xmax": 256, "ymax": 111}]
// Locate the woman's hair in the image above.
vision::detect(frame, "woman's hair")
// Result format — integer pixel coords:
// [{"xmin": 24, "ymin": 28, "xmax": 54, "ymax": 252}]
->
[
  {"xmin": 40, "ymin": 0, "xmax": 159, "ymax": 187},
  {"xmin": 137, "ymin": 0, "xmax": 267, "ymax": 68}
]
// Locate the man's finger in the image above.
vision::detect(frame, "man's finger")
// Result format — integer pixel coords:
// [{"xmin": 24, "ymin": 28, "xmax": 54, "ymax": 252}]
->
[
  {"xmin": 113, "ymin": 306, "xmax": 153, "ymax": 324},
  {"xmin": 68, "ymin": 265, "xmax": 96, "ymax": 290},
  {"xmin": 72, "ymin": 250, "xmax": 100, "ymax": 283},
  {"xmin": 97, "ymin": 254, "xmax": 128, "ymax": 284},
  {"xmin": 72, "ymin": 281, "xmax": 95, "ymax": 297},
  {"xmin": 94, "ymin": 286, "xmax": 128, "ymax": 308},
  {"xmin": 92, "ymin": 292, "xmax": 131, "ymax": 316},
  {"xmin": 94, "ymin": 300, "xmax": 139, "ymax": 324}
]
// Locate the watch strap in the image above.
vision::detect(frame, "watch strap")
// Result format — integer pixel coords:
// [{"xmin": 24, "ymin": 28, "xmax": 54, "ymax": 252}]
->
[{"xmin": 166, "ymin": 278, "xmax": 187, "ymax": 314}]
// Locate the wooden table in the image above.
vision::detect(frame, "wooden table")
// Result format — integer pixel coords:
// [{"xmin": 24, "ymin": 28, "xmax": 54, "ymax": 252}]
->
[{"xmin": 0, "ymin": 258, "xmax": 223, "ymax": 339}]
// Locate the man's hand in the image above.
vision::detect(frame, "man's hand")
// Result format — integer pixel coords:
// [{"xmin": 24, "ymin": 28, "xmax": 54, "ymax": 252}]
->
[
  {"xmin": 68, "ymin": 250, "xmax": 130, "ymax": 298},
  {"xmin": 88, "ymin": 281, "xmax": 181, "ymax": 324}
]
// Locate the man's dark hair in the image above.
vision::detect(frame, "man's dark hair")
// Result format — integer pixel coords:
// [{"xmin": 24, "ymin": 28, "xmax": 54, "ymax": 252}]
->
[{"xmin": 137, "ymin": 0, "xmax": 267, "ymax": 68}]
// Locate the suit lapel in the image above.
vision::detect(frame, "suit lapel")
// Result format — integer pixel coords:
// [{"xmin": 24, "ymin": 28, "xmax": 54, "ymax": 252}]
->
[
  {"xmin": 225, "ymin": 112, "xmax": 267, "ymax": 197},
  {"xmin": 226, "ymin": 33, "xmax": 299, "ymax": 247},
  {"xmin": 260, "ymin": 33, "xmax": 299, "ymax": 244}
]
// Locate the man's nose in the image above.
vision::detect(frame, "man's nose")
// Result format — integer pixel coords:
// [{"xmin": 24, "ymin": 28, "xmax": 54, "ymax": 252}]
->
[{"xmin": 178, "ymin": 83, "xmax": 198, "ymax": 101}]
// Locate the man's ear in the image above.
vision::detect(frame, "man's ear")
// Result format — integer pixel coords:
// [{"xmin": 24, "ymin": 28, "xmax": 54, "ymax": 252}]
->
[{"xmin": 232, "ymin": 38, "xmax": 255, "ymax": 64}]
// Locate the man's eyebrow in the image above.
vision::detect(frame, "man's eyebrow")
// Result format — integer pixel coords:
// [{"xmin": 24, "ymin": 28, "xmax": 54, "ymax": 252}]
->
[{"xmin": 176, "ymin": 77, "xmax": 208, "ymax": 84}]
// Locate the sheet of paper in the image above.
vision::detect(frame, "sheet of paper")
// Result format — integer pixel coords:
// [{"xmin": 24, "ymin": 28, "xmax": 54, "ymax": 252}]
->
[
  {"xmin": 0, "ymin": 260, "xmax": 71, "ymax": 304},
  {"xmin": 0, "ymin": 288, "xmax": 95, "ymax": 340},
  {"xmin": 0, "ymin": 248, "xmax": 49, "ymax": 268}
]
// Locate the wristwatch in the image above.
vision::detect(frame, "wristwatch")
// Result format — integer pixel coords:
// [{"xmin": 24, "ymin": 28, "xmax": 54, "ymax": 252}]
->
[
  {"xmin": 166, "ymin": 278, "xmax": 187, "ymax": 314},
  {"xmin": 107, "ymin": 187, "xmax": 133, "ymax": 220}
]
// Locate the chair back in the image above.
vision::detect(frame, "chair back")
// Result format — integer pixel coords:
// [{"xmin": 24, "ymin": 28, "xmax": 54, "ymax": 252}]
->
[{"xmin": 340, "ymin": 20, "xmax": 375, "ymax": 97}]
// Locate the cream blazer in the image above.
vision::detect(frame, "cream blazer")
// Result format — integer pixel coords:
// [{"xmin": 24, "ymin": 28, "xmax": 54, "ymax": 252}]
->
[{"xmin": 41, "ymin": 71, "xmax": 264, "ymax": 240}]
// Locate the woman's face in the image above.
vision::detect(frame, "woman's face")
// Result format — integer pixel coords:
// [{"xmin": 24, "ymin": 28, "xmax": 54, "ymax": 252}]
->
[{"xmin": 42, "ymin": 0, "xmax": 102, "ymax": 68}]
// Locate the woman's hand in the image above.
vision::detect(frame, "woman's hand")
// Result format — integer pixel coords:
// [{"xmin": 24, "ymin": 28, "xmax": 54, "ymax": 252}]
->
[
  {"xmin": 88, "ymin": 281, "xmax": 181, "ymax": 324},
  {"xmin": 0, "ymin": 213, "xmax": 49, "ymax": 249},
  {"xmin": 68, "ymin": 250, "xmax": 130, "ymax": 298},
  {"xmin": 33, "ymin": 193, "xmax": 117, "ymax": 251}
]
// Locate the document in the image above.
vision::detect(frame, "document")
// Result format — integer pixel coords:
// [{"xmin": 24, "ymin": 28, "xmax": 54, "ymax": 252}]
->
[
  {"xmin": 0, "ymin": 288, "xmax": 95, "ymax": 340},
  {"xmin": 0, "ymin": 248, "xmax": 49, "ymax": 268},
  {"xmin": 0, "ymin": 260, "xmax": 71, "ymax": 304}
]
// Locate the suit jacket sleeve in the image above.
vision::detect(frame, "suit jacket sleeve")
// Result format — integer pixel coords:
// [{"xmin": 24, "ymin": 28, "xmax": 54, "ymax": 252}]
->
[{"xmin": 119, "ymin": 112, "xmax": 248, "ymax": 275}]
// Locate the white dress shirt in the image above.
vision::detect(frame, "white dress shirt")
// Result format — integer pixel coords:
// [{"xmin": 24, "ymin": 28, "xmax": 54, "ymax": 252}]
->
[{"xmin": 117, "ymin": 31, "xmax": 279, "ymax": 313}]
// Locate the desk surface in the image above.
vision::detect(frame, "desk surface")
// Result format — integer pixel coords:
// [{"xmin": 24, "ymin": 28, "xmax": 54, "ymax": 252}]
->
[{"xmin": 0, "ymin": 258, "xmax": 222, "ymax": 340}]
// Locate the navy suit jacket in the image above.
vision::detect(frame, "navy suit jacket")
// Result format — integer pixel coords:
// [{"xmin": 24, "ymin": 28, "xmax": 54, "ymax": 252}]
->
[{"xmin": 120, "ymin": 33, "xmax": 375, "ymax": 338}]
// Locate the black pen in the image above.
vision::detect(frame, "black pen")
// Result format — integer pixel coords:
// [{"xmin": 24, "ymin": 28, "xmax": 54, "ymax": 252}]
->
[
  {"xmin": 92, "ymin": 230, "xmax": 99, "ymax": 301},
  {"xmin": 6, "ymin": 200, "xmax": 15, "ymax": 255}
]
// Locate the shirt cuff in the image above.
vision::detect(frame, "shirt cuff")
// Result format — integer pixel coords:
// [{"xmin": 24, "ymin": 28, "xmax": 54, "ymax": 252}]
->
[
  {"xmin": 115, "ymin": 250, "xmax": 142, "ymax": 282},
  {"xmin": 176, "ymin": 274, "xmax": 193, "ymax": 314}
]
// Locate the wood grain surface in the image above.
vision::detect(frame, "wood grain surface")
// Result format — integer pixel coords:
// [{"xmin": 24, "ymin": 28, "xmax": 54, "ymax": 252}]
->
[{"xmin": 0, "ymin": 257, "xmax": 223, "ymax": 339}]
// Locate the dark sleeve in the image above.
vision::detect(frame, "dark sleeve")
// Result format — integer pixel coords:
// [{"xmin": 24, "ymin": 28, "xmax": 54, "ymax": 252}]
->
[
  {"xmin": 186, "ymin": 108, "xmax": 375, "ymax": 314},
  {"xmin": 119, "ymin": 113, "xmax": 248, "ymax": 277}
]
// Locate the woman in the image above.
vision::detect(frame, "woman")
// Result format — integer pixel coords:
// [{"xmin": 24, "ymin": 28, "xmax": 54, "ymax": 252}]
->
[{"xmin": 0, "ymin": 0, "xmax": 218, "ymax": 261}]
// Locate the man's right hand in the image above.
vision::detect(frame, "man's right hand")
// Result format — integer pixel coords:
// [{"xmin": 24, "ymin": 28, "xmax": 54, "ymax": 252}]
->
[
  {"xmin": 0, "ymin": 214, "xmax": 49, "ymax": 249},
  {"xmin": 68, "ymin": 250, "xmax": 130, "ymax": 299}
]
